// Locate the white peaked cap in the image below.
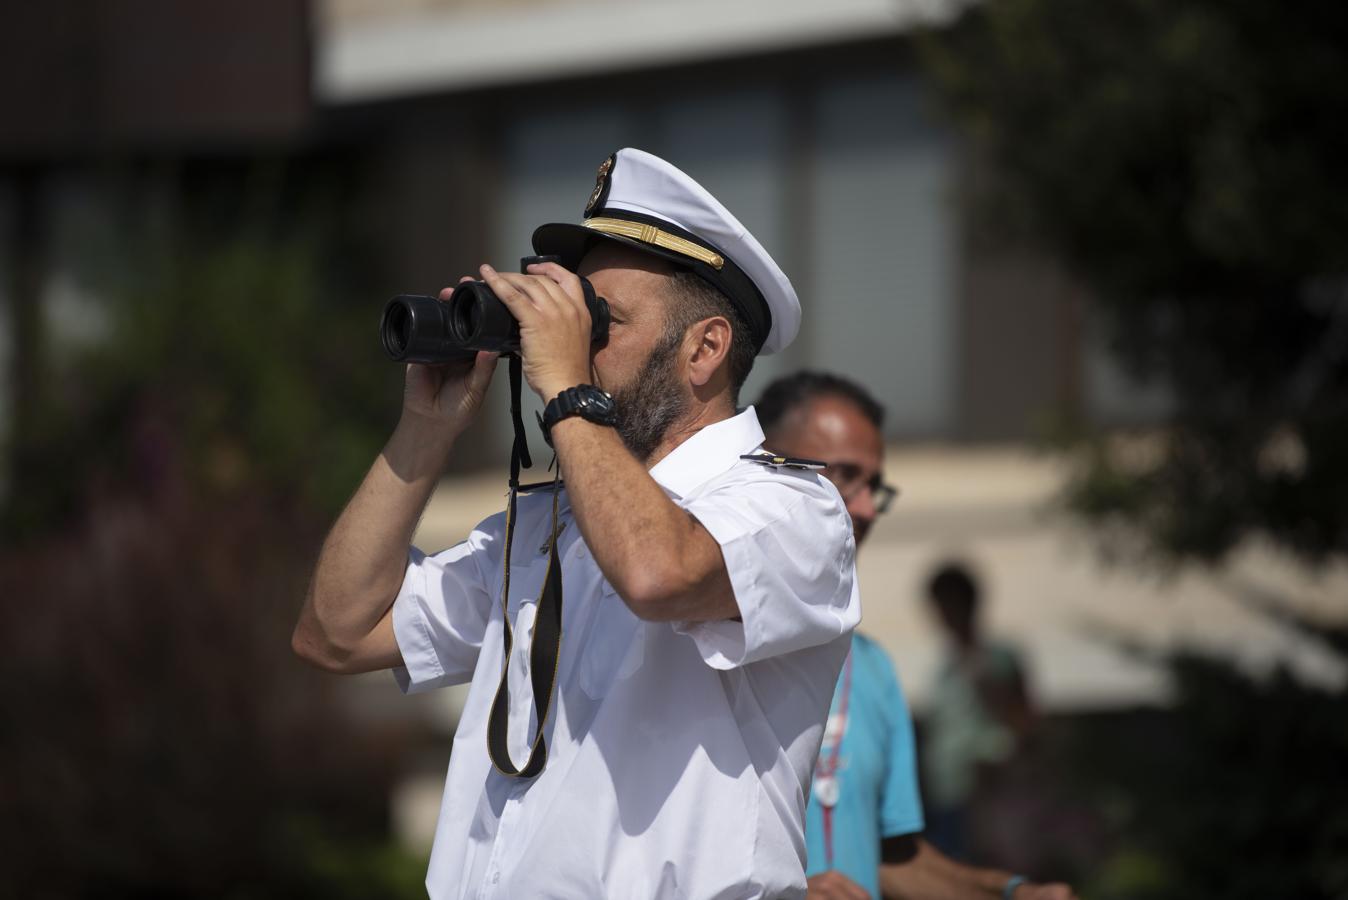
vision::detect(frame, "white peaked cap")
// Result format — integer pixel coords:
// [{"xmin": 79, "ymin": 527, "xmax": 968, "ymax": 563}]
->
[{"xmin": 533, "ymin": 148, "xmax": 801, "ymax": 355}]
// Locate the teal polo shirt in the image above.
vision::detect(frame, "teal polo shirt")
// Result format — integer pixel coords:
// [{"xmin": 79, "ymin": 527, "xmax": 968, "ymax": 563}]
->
[{"xmin": 804, "ymin": 633, "xmax": 925, "ymax": 898}]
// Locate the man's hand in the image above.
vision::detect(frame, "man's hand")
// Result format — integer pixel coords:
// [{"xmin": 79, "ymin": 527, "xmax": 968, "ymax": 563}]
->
[
  {"xmin": 807, "ymin": 870, "xmax": 871, "ymax": 900},
  {"xmin": 479, "ymin": 261, "xmax": 594, "ymax": 401},
  {"xmin": 401, "ymin": 280, "xmax": 500, "ymax": 438}
]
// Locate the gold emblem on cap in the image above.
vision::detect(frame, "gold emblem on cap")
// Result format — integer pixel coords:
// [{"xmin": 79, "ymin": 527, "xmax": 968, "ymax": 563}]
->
[
  {"xmin": 582, "ymin": 217, "xmax": 725, "ymax": 270},
  {"xmin": 585, "ymin": 155, "xmax": 615, "ymax": 215}
]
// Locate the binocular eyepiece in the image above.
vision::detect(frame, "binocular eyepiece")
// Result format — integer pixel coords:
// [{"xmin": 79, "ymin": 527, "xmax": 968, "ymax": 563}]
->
[{"xmin": 380, "ymin": 256, "xmax": 610, "ymax": 364}]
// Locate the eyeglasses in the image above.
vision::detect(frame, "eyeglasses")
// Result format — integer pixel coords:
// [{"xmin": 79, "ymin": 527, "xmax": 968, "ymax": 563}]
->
[{"xmin": 821, "ymin": 462, "xmax": 900, "ymax": 515}]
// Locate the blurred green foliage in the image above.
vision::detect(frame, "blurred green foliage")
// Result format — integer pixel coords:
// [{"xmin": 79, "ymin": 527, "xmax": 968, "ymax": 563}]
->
[
  {"xmin": 2, "ymin": 163, "xmax": 399, "ymax": 542},
  {"xmin": 1072, "ymin": 611, "xmax": 1348, "ymax": 900},
  {"xmin": 0, "ymin": 163, "xmax": 424, "ymax": 896},
  {"xmin": 922, "ymin": 0, "xmax": 1348, "ymax": 565}
]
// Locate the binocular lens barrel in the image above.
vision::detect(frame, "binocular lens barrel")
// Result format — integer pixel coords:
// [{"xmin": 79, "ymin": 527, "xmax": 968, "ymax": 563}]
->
[
  {"xmin": 379, "ymin": 294, "xmax": 478, "ymax": 364},
  {"xmin": 379, "ymin": 276, "xmax": 609, "ymax": 364}
]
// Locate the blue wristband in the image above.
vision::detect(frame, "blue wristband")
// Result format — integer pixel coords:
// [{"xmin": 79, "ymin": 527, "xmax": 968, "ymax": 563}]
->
[{"xmin": 1003, "ymin": 875, "xmax": 1028, "ymax": 900}]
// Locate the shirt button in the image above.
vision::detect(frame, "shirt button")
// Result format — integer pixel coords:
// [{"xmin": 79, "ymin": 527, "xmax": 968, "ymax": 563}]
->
[{"xmin": 491, "ymin": 873, "xmax": 501, "ymax": 884}]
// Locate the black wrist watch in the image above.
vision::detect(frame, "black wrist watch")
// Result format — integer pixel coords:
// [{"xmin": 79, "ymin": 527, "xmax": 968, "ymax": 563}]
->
[{"xmin": 541, "ymin": 384, "xmax": 618, "ymax": 445}]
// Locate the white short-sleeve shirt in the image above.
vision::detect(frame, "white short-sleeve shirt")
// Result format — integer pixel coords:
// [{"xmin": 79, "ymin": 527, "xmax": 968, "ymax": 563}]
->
[{"xmin": 391, "ymin": 407, "xmax": 861, "ymax": 900}]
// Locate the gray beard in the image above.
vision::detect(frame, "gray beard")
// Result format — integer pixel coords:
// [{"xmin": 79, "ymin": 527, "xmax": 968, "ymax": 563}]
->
[{"xmin": 611, "ymin": 330, "xmax": 689, "ymax": 463}]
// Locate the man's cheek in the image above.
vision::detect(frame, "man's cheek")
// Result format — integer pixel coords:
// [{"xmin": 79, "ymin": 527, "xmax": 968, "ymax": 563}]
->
[
  {"xmin": 594, "ymin": 356, "xmax": 634, "ymax": 397},
  {"xmin": 590, "ymin": 347, "xmax": 619, "ymax": 386}
]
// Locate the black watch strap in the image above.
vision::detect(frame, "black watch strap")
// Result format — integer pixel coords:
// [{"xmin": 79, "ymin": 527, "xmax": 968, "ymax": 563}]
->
[{"xmin": 541, "ymin": 384, "xmax": 617, "ymax": 444}]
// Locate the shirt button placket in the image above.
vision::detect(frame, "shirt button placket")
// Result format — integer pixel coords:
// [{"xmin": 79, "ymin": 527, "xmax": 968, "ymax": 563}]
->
[{"xmin": 479, "ymin": 781, "xmax": 528, "ymax": 899}]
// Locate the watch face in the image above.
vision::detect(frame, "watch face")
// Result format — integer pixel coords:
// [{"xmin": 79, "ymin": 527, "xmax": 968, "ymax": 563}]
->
[
  {"xmin": 576, "ymin": 386, "xmax": 616, "ymax": 424},
  {"xmin": 584, "ymin": 390, "xmax": 615, "ymax": 415}
]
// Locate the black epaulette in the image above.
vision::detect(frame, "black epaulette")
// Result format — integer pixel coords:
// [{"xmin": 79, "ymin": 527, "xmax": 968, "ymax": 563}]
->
[{"xmin": 739, "ymin": 453, "xmax": 827, "ymax": 471}]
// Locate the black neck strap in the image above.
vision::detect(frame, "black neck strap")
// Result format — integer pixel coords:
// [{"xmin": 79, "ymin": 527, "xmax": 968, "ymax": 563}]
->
[
  {"xmin": 508, "ymin": 354, "xmax": 533, "ymax": 476},
  {"xmin": 486, "ymin": 355, "xmax": 565, "ymax": 779}
]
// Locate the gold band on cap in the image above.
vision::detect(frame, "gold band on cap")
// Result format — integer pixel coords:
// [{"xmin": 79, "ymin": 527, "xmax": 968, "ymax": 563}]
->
[{"xmin": 582, "ymin": 217, "xmax": 725, "ymax": 270}]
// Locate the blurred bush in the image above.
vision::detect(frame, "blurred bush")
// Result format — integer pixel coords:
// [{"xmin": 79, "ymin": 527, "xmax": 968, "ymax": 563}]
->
[
  {"xmin": 3, "ymin": 165, "xmax": 396, "ymax": 541},
  {"xmin": 922, "ymin": 0, "xmax": 1348, "ymax": 565},
  {"xmin": 0, "ymin": 165, "xmax": 424, "ymax": 896},
  {"xmin": 0, "ymin": 489, "xmax": 425, "ymax": 897},
  {"xmin": 1072, "ymin": 609, "xmax": 1348, "ymax": 900}
]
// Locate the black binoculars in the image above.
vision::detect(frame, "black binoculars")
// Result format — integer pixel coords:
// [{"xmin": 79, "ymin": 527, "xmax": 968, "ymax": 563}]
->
[{"xmin": 379, "ymin": 255, "xmax": 610, "ymax": 364}]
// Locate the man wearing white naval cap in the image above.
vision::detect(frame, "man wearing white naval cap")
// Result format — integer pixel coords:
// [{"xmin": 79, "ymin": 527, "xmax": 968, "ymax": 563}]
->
[{"xmin": 293, "ymin": 148, "xmax": 861, "ymax": 898}]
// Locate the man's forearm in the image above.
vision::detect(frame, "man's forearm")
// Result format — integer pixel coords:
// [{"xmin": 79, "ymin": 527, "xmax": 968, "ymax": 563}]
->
[
  {"xmin": 881, "ymin": 838, "xmax": 1077, "ymax": 900},
  {"xmin": 549, "ymin": 417, "xmax": 735, "ymax": 622},
  {"xmin": 293, "ymin": 415, "xmax": 454, "ymax": 668},
  {"xmin": 879, "ymin": 837, "xmax": 1013, "ymax": 900}
]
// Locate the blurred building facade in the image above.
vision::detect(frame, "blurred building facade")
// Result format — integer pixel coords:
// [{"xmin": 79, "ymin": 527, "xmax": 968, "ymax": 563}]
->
[
  {"xmin": 0, "ymin": 0, "xmax": 1166, "ymax": 464},
  {"xmin": 316, "ymin": 0, "xmax": 1171, "ymax": 455}
]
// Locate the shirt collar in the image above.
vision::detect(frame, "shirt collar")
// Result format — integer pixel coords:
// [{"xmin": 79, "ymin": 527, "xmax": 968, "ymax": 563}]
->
[{"xmin": 648, "ymin": 406, "xmax": 765, "ymax": 499}]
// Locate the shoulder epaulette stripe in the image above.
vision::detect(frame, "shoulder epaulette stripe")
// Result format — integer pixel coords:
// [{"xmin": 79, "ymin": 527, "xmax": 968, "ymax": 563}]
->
[{"xmin": 739, "ymin": 453, "xmax": 827, "ymax": 471}]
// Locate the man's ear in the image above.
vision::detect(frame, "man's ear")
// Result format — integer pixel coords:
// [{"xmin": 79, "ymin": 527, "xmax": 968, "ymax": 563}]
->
[{"xmin": 686, "ymin": 315, "xmax": 733, "ymax": 388}]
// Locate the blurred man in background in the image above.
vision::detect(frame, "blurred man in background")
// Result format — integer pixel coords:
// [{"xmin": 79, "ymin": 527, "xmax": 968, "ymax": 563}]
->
[
  {"xmin": 923, "ymin": 562, "xmax": 1034, "ymax": 864},
  {"xmin": 756, "ymin": 372, "xmax": 1072, "ymax": 900}
]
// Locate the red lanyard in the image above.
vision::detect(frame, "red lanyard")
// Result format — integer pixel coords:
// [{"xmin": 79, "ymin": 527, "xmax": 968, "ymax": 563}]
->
[{"xmin": 816, "ymin": 651, "xmax": 853, "ymax": 869}]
